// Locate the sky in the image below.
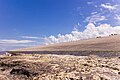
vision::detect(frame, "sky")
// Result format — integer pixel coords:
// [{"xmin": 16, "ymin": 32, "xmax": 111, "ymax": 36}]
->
[{"xmin": 0, "ymin": 0, "xmax": 120, "ymax": 51}]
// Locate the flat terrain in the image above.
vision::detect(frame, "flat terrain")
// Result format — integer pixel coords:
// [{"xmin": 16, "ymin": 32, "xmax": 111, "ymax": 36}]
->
[
  {"xmin": 0, "ymin": 53, "xmax": 120, "ymax": 80},
  {"xmin": 16, "ymin": 35, "xmax": 120, "ymax": 51}
]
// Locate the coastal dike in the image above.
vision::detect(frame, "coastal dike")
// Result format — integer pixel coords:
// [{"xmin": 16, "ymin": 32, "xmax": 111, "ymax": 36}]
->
[{"xmin": 10, "ymin": 35, "xmax": 120, "ymax": 57}]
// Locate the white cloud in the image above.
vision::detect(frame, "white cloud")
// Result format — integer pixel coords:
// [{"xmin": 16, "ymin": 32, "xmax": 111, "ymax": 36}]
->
[
  {"xmin": 0, "ymin": 40, "xmax": 35, "ymax": 44},
  {"xmin": 114, "ymin": 14, "xmax": 120, "ymax": 21},
  {"xmin": 87, "ymin": 1, "xmax": 98, "ymax": 8},
  {"xmin": 85, "ymin": 13, "xmax": 107, "ymax": 23},
  {"xmin": 91, "ymin": 12, "xmax": 98, "ymax": 15},
  {"xmin": 21, "ymin": 36, "xmax": 40, "ymax": 39},
  {"xmin": 44, "ymin": 23, "xmax": 120, "ymax": 45},
  {"xmin": 0, "ymin": 39, "xmax": 36, "ymax": 51},
  {"xmin": 87, "ymin": 2, "xmax": 94, "ymax": 5},
  {"xmin": 101, "ymin": 3, "xmax": 118, "ymax": 10}
]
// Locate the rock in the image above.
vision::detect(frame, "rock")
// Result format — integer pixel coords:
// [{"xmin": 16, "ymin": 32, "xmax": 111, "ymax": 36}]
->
[
  {"xmin": 0, "ymin": 53, "xmax": 119, "ymax": 80},
  {"xmin": 10, "ymin": 68, "xmax": 31, "ymax": 77}
]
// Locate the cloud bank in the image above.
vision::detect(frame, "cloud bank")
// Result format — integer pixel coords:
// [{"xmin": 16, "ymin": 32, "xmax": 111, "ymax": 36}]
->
[{"xmin": 44, "ymin": 23, "xmax": 120, "ymax": 45}]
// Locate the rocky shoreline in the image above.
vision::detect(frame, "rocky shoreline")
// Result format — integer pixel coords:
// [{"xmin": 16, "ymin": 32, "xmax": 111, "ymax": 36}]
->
[{"xmin": 0, "ymin": 52, "xmax": 120, "ymax": 80}]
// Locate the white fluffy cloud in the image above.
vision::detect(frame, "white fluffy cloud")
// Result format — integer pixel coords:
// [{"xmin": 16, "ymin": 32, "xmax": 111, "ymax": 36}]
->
[{"xmin": 44, "ymin": 23, "xmax": 120, "ymax": 45}]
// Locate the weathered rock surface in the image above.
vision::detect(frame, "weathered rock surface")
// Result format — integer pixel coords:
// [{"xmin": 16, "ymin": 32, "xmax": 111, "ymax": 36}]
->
[{"xmin": 0, "ymin": 53, "xmax": 120, "ymax": 80}]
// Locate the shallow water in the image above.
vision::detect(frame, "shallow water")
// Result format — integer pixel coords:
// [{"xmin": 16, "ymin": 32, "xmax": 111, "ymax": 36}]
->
[
  {"xmin": 9, "ymin": 51, "xmax": 120, "ymax": 57},
  {"xmin": 0, "ymin": 51, "xmax": 6, "ymax": 55}
]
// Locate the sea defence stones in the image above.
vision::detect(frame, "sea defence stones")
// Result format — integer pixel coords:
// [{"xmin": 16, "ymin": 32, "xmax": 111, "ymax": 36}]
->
[{"xmin": 0, "ymin": 53, "xmax": 120, "ymax": 80}]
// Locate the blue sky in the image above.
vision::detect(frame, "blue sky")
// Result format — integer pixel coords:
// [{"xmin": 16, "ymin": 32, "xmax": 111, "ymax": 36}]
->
[
  {"xmin": 0, "ymin": 0, "xmax": 82, "ymax": 38},
  {"xmin": 0, "ymin": 0, "xmax": 120, "ymax": 50}
]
